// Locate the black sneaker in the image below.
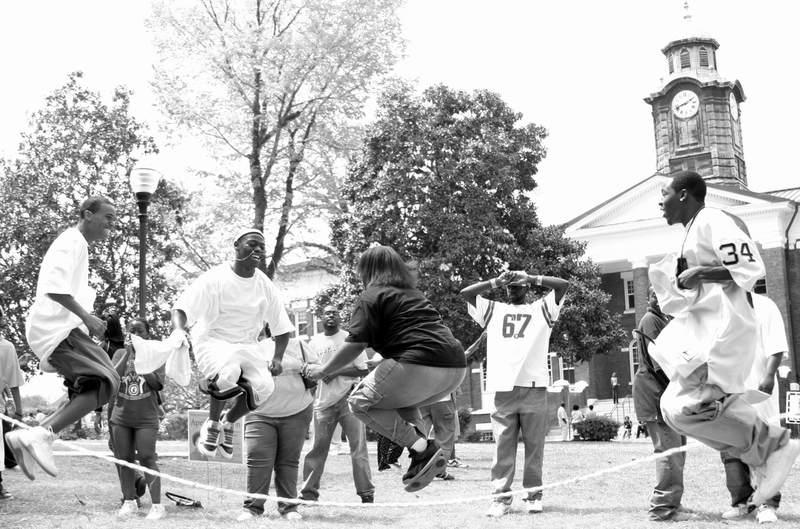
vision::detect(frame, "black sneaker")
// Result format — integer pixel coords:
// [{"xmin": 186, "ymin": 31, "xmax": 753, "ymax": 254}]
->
[
  {"xmin": 402, "ymin": 440, "xmax": 445, "ymax": 493},
  {"xmin": 361, "ymin": 495, "xmax": 374, "ymax": 503}
]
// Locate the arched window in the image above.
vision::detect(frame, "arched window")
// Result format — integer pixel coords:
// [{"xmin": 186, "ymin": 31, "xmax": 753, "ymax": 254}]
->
[
  {"xmin": 699, "ymin": 47, "xmax": 709, "ymax": 67},
  {"xmin": 680, "ymin": 48, "xmax": 691, "ymax": 69}
]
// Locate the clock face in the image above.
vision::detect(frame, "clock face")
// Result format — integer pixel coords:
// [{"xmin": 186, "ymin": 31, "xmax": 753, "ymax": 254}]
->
[
  {"xmin": 729, "ymin": 93, "xmax": 739, "ymax": 121},
  {"xmin": 671, "ymin": 90, "xmax": 700, "ymax": 119}
]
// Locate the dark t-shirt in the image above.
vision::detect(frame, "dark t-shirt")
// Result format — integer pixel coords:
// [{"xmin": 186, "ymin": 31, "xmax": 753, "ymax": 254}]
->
[
  {"xmin": 110, "ymin": 348, "xmax": 164, "ymax": 429},
  {"xmin": 346, "ymin": 285, "xmax": 465, "ymax": 368}
]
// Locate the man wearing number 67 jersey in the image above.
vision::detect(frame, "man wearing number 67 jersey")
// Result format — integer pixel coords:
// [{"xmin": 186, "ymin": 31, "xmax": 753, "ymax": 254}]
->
[
  {"xmin": 650, "ymin": 170, "xmax": 798, "ymax": 510},
  {"xmin": 461, "ymin": 271, "xmax": 568, "ymax": 518}
]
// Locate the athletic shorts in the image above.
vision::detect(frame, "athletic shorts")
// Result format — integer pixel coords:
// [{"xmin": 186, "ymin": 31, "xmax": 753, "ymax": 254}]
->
[{"xmin": 48, "ymin": 328, "xmax": 120, "ymax": 409}]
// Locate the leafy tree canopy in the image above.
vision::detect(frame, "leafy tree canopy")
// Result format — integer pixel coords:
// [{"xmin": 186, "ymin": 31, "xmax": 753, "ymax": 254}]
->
[
  {"xmin": 0, "ymin": 72, "xmax": 191, "ymax": 371},
  {"xmin": 318, "ymin": 82, "xmax": 626, "ymax": 364}
]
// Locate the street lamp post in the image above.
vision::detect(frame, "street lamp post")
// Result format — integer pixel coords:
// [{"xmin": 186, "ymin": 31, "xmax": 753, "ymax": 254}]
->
[{"xmin": 129, "ymin": 163, "xmax": 161, "ymax": 319}]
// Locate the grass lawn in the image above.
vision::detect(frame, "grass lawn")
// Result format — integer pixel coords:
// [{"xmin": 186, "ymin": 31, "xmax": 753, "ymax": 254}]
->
[{"xmin": 1, "ymin": 437, "xmax": 799, "ymax": 528}]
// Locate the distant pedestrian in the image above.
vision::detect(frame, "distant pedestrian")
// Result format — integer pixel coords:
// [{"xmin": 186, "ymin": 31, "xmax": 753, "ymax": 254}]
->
[
  {"xmin": 557, "ymin": 402, "xmax": 569, "ymax": 442},
  {"xmin": 622, "ymin": 416, "xmax": 632, "ymax": 440},
  {"xmin": 611, "ymin": 372, "xmax": 619, "ymax": 404},
  {"xmin": 571, "ymin": 405, "xmax": 585, "ymax": 441}
]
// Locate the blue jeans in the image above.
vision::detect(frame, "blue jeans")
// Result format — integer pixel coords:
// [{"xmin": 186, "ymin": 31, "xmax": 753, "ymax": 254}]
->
[
  {"xmin": 300, "ymin": 396, "xmax": 374, "ymax": 501},
  {"xmin": 490, "ymin": 386, "xmax": 547, "ymax": 502},
  {"xmin": 348, "ymin": 359, "xmax": 465, "ymax": 448},
  {"xmin": 242, "ymin": 404, "xmax": 313, "ymax": 516},
  {"xmin": 661, "ymin": 364, "xmax": 788, "ymax": 467},
  {"xmin": 646, "ymin": 420, "xmax": 686, "ymax": 520},
  {"xmin": 419, "ymin": 398, "xmax": 457, "ymax": 461},
  {"xmin": 720, "ymin": 452, "xmax": 781, "ymax": 508}
]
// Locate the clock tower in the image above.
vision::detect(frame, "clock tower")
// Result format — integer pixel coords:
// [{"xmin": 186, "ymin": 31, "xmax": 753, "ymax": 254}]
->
[{"xmin": 644, "ymin": 3, "xmax": 746, "ymax": 188}]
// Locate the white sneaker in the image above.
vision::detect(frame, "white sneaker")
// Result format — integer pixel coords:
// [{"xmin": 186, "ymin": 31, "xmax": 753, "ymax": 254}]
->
[
  {"xmin": 525, "ymin": 499, "xmax": 543, "ymax": 513},
  {"xmin": 756, "ymin": 504, "xmax": 778, "ymax": 524},
  {"xmin": 217, "ymin": 422, "xmax": 234, "ymax": 460},
  {"xmin": 146, "ymin": 503, "xmax": 166, "ymax": 520},
  {"xmin": 4, "ymin": 430, "xmax": 36, "ymax": 480},
  {"xmin": 721, "ymin": 504, "xmax": 750, "ymax": 520},
  {"xmin": 752, "ymin": 439, "xmax": 800, "ymax": 506},
  {"xmin": 19, "ymin": 426, "xmax": 58, "ymax": 477},
  {"xmin": 236, "ymin": 510, "xmax": 257, "ymax": 522},
  {"xmin": 197, "ymin": 420, "xmax": 221, "ymax": 458},
  {"xmin": 486, "ymin": 501, "xmax": 511, "ymax": 517},
  {"xmin": 118, "ymin": 499, "xmax": 139, "ymax": 518},
  {"xmin": 283, "ymin": 511, "xmax": 302, "ymax": 520}
]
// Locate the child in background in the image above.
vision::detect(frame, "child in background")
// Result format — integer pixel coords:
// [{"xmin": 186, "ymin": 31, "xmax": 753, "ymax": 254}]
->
[{"xmin": 622, "ymin": 416, "xmax": 633, "ymax": 440}]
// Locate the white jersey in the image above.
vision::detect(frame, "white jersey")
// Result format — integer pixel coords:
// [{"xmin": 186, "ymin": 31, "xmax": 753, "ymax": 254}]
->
[
  {"xmin": 26, "ymin": 228, "xmax": 95, "ymax": 370},
  {"xmin": 650, "ymin": 208, "xmax": 765, "ymax": 393},
  {"xmin": 746, "ymin": 294, "xmax": 789, "ymax": 421},
  {"xmin": 173, "ymin": 264, "xmax": 294, "ymax": 377},
  {"xmin": 468, "ymin": 290, "xmax": 561, "ymax": 392}
]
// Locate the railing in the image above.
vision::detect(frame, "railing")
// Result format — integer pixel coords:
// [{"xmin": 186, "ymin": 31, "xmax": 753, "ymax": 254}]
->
[{"xmin": 607, "ymin": 394, "xmax": 634, "ymax": 423}]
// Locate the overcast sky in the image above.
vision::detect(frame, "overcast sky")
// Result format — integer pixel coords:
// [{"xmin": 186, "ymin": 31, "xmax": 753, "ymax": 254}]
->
[{"xmin": 1, "ymin": 0, "xmax": 798, "ymax": 230}]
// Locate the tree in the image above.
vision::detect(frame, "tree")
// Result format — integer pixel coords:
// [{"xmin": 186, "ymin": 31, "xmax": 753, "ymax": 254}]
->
[
  {"xmin": 318, "ymin": 83, "xmax": 626, "ymax": 364},
  {"xmin": 0, "ymin": 72, "xmax": 191, "ymax": 370},
  {"xmin": 148, "ymin": 0, "xmax": 404, "ymax": 278}
]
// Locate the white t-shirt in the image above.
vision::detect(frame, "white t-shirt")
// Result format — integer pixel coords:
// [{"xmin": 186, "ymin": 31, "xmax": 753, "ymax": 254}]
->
[
  {"xmin": 0, "ymin": 338, "xmax": 24, "ymax": 394},
  {"xmin": 310, "ymin": 330, "xmax": 367, "ymax": 410},
  {"xmin": 254, "ymin": 338, "xmax": 318, "ymax": 417},
  {"xmin": 26, "ymin": 228, "xmax": 95, "ymax": 370},
  {"xmin": 173, "ymin": 264, "xmax": 294, "ymax": 376},
  {"xmin": 468, "ymin": 290, "xmax": 562, "ymax": 392},
  {"xmin": 747, "ymin": 294, "xmax": 789, "ymax": 421}
]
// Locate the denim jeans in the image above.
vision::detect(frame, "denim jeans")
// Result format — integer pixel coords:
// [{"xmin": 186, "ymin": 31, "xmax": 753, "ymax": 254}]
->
[
  {"xmin": 720, "ymin": 452, "xmax": 781, "ymax": 508},
  {"xmin": 348, "ymin": 359, "xmax": 465, "ymax": 448},
  {"xmin": 300, "ymin": 396, "xmax": 374, "ymax": 501},
  {"xmin": 646, "ymin": 420, "xmax": 686, "ymax": 520},
  {"xmin": 419, "ymin": 398, "xmax": 457, "ymax": 461},
  {"xmin": 242, "ymin": 404, "xmax": 313, "ymax": 516},
  {"xmin": 660, "ymin": 364, "xmax": 789, "ymax": 467},
  {"xmin": 490, "ymin": 386, "xmax": 547, "ymax": 502}
]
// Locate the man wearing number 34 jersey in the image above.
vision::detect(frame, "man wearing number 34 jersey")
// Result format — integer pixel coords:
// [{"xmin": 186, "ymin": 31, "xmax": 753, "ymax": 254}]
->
[{"xmin": 461, "ymin": 270, "xmax": 568, "ymax": 518}]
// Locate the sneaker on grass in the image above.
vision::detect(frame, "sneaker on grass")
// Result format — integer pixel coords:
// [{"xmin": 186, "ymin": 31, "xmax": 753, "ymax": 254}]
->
[
  {"xmin": 401, "ymin": 440, "xmax": 445, "ymax": 493},
  {"xmin": 236, "ymin": 509, "xmax": 257, "ymax": 522},
  {"xmin": 283, "ymin": 511, "xmax": 302, "ymax": 520},
  {"xmin": 218, "ymin": 421, "xmax": 235, "ymax": 460},
  {"xmin": 436, "ymin": 471, "xmax": 455, "ymax": 481},
  {"xmin": 18, "ymin": 426, "xmax": 58, "ymax": 477},
  {"xmin": 721, "ymin": 504, "xmax": 751, "ymax": 520},
  {"xmin": 0, "ymin": 488, "xmax": 12, "ymax": 500},
  {"xmin": 197, "ymin": 420, "xmax": 221, "ymax": 458},
  {"xmin": 756, "ymin": 504, "xmax": 778, "ymax": 524},
  {"xmin": 447, "ymin": 458, "xmax": 469, "ymax": 468},
  {"xmin": 486, "ymin": 501, "xmax": 511, "ymax": 517},
  {"xmin": 752, "ymin": 439, "xmax": 800, "ymax": 506},
  {"xmin": 4, "ymin": 430, "xmax": 36, "ymax": 480},
  {"xmin": 118, "ymin": 499, "xmax": 139, "ymax": 518},
  {"xmin": 524, "ymin": 499, "xmax": 543, "ymax": 513},
  {"xmin": 146, "ymin": 503, "xmax": 167, "ymax": 520}
]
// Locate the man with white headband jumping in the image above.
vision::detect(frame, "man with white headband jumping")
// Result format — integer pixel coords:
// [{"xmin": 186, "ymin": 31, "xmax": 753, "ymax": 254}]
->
[{"xmin": 172, "ymin": 229, "xmax": 295, "ymax": 459}]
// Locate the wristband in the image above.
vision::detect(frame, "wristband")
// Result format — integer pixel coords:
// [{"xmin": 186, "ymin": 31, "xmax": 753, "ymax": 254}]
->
[
  {"xmin": 489, "ymin": 278, "xmax": 498, "ymax": 289},
  {"xmin": 536, "ymin": 275, "xmax": 543, "ymax": 286}
]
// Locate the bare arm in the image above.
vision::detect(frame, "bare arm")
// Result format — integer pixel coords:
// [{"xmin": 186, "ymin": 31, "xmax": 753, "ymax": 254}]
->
[
  {"xmin": 460, "ymin": 271, "xmax": 515, "ymax": 308},
  {"xmin": 322, "ymin": 365, "xmax": 369, "ymax": 385},
  {"xmin": 305, "ymin": 341, "xmax": 368, "ymax": 381},
  {"xmin": 48, "ymin": 293, "xmax": 106, "ymax": 336},
  {"xmin": 270, "ymin": 332, "xmax": 290, "ymax": 376},
  {"xmin": 758, "ymin": 353, "xmax": 784, "ymax": 395}
]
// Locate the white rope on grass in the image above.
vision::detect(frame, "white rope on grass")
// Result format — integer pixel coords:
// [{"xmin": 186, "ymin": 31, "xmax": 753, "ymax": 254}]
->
[{"xmin": 1, "ymin": 411, "xmax": 791, "ymax": 508}]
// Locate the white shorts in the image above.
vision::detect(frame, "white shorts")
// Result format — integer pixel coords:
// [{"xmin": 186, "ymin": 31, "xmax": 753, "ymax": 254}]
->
[{"xmin": 196, "ymin": 339, "xmax": 275, "ymax": 405}]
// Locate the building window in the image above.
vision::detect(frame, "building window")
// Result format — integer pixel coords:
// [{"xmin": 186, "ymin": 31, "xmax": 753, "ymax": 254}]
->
[
  {"xmin": 562, "ymin": 361, "xmax": 576, "ymax": 384},
  {"xmin": 680, "ymin": 48, "xmax": 691, "ymax": 69},
  {"xmin": 699, "ymin": 47, "xmax": 709, "ymax": 67},
  {"xmin": 677, "ymin": 117, "xmax": 700, "ymax": 146},
  {"xmin": 621, "ymin": 272, "xmax": 635, "ymax": 313},
  {"xmin": 668, "ymin": 54, "xmax": 674, "ymax": 74},
  {"xmin": 294, "ymin": 310, "xmax": 310, "ymax": 337},
  {"xmin": 628, "ymin": 339, "xmax": 639, "ymax": 381},
  {"xmin": 754, "ymin": 278, "xmax": 767, "ymax": 295}
]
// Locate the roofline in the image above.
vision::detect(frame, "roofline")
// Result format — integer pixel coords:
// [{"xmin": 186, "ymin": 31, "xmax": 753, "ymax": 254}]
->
[
  {"xmin": 661, "ymin": 36, "xmax": 719, "ymax": 55},
  {"xmin": 644, "ymin": 78, "xmax": 745, "ymax": 104}
]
